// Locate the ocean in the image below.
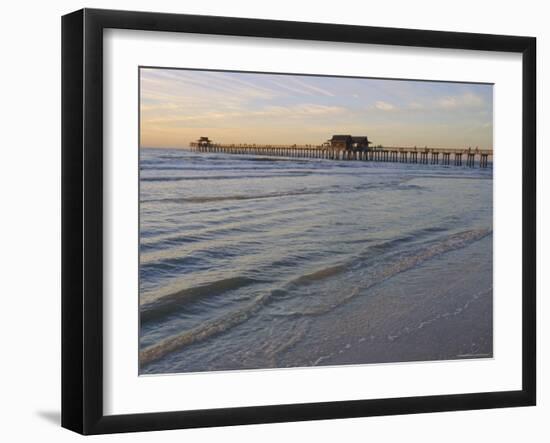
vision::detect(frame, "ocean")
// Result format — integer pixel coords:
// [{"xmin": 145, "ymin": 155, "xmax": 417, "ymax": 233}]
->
[{"xmin": 139, "ymin": 147, "xmax": 493, "ymax": 374}]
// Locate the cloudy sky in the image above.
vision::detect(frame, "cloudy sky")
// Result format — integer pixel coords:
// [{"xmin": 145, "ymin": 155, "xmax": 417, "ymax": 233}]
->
[{"xmin": 140, "ymin": 68, "xmax": 493, "ymax": 149}]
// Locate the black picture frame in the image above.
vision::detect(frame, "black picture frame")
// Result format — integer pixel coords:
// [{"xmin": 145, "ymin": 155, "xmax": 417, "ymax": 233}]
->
[{"xmin": 61, "ymin": 8, "xmax": 536, "ymax": 435}]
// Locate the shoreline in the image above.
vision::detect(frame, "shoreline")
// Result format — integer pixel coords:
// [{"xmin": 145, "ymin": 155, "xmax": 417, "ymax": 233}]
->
[{"xmin": 277, "ymin": 234, "xmax": 493, "ymax": 369}]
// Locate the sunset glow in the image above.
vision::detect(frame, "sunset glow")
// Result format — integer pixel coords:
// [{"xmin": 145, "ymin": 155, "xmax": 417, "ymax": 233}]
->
[{"xmin": 140, "ymin": 68, "xmax": 493, "ymax": 149}]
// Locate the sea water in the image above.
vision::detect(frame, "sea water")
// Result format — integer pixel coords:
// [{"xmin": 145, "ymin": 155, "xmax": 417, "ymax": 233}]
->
[{"xmin": 139, "ymin": 148, "xmax": 493, "ymax": 374}]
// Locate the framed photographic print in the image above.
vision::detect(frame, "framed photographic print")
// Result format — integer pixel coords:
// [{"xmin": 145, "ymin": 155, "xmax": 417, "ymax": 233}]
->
[{"xmin": 61, "ymin": 8, "xmax": 536, "ymax": 434}]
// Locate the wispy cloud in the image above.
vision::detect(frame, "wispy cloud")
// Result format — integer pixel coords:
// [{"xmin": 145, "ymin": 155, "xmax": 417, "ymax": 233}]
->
[
  {"xmin": 142, "ymin": 69, "xmax": 278, "ymax": 101},
  {"xmin": 255, "ymin": 104, "xmax": 344, "ymax": 118},
  {"xmin": 141, "ymin": 102, "xmax": 183, "ymax": 112},
  {"xmin": 146, "ymin": 104, "xmax": 345, "ymax": 125},
  {"xmin": 288, "ymin": 77, "xmax": 335, "ymax": 97},
  {"xmin": 372, "ymin": 92, "xmax": 486, "ymax": 112},
  {"xmin": 374, "ymin": 101, "xmax": 398, "ymax": 111},
  {"xmin": 270, "ymin": 80, "xmax": 315, "ymax": 97},
  {"xmin": 435, "ymin": 92, "xmax": 485, "ymax": 110}
]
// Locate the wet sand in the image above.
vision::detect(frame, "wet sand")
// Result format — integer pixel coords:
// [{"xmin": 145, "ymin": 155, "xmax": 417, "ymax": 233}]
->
[{"xmin": 278, "ymin": 234, "xmax": 493, "ymax": 368}]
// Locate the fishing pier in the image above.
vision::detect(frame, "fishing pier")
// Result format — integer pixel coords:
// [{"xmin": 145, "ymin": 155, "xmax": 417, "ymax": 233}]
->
[{"xmin": 190, "ymin": 136, "xmax": 492, "ymax": 168}]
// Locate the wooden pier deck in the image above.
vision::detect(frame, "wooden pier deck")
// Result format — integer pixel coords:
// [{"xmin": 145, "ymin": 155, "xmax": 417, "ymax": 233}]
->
[{"xmin": 190, "ymin": 142, "xmax": 493, "ymax": 168}]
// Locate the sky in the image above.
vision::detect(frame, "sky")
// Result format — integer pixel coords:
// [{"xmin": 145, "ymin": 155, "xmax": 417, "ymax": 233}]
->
[{"xmin": 140, "ymin": 68, "xmax": 493, "ymax": 149}]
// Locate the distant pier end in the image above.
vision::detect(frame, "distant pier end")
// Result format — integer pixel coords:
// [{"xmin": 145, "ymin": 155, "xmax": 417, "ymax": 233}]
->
[{"xmin": 189, "ymin": 135, "xmax": 493, "ymax": 168}]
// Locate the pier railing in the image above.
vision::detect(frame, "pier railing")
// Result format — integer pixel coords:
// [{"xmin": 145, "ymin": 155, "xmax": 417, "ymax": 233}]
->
[{"xmin": 189, "ymin": 142, "xmax": 493, "ymax": 168}]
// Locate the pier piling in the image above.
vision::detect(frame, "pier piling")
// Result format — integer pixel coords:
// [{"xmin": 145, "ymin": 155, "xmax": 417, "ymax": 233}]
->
[
  {"xmin": 189, "ymin": 138, "xmax": 492, "ymax": 168},
  {"xmin": 455, "ymin": 153, "xmax": 462, "ymax": 166}
]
